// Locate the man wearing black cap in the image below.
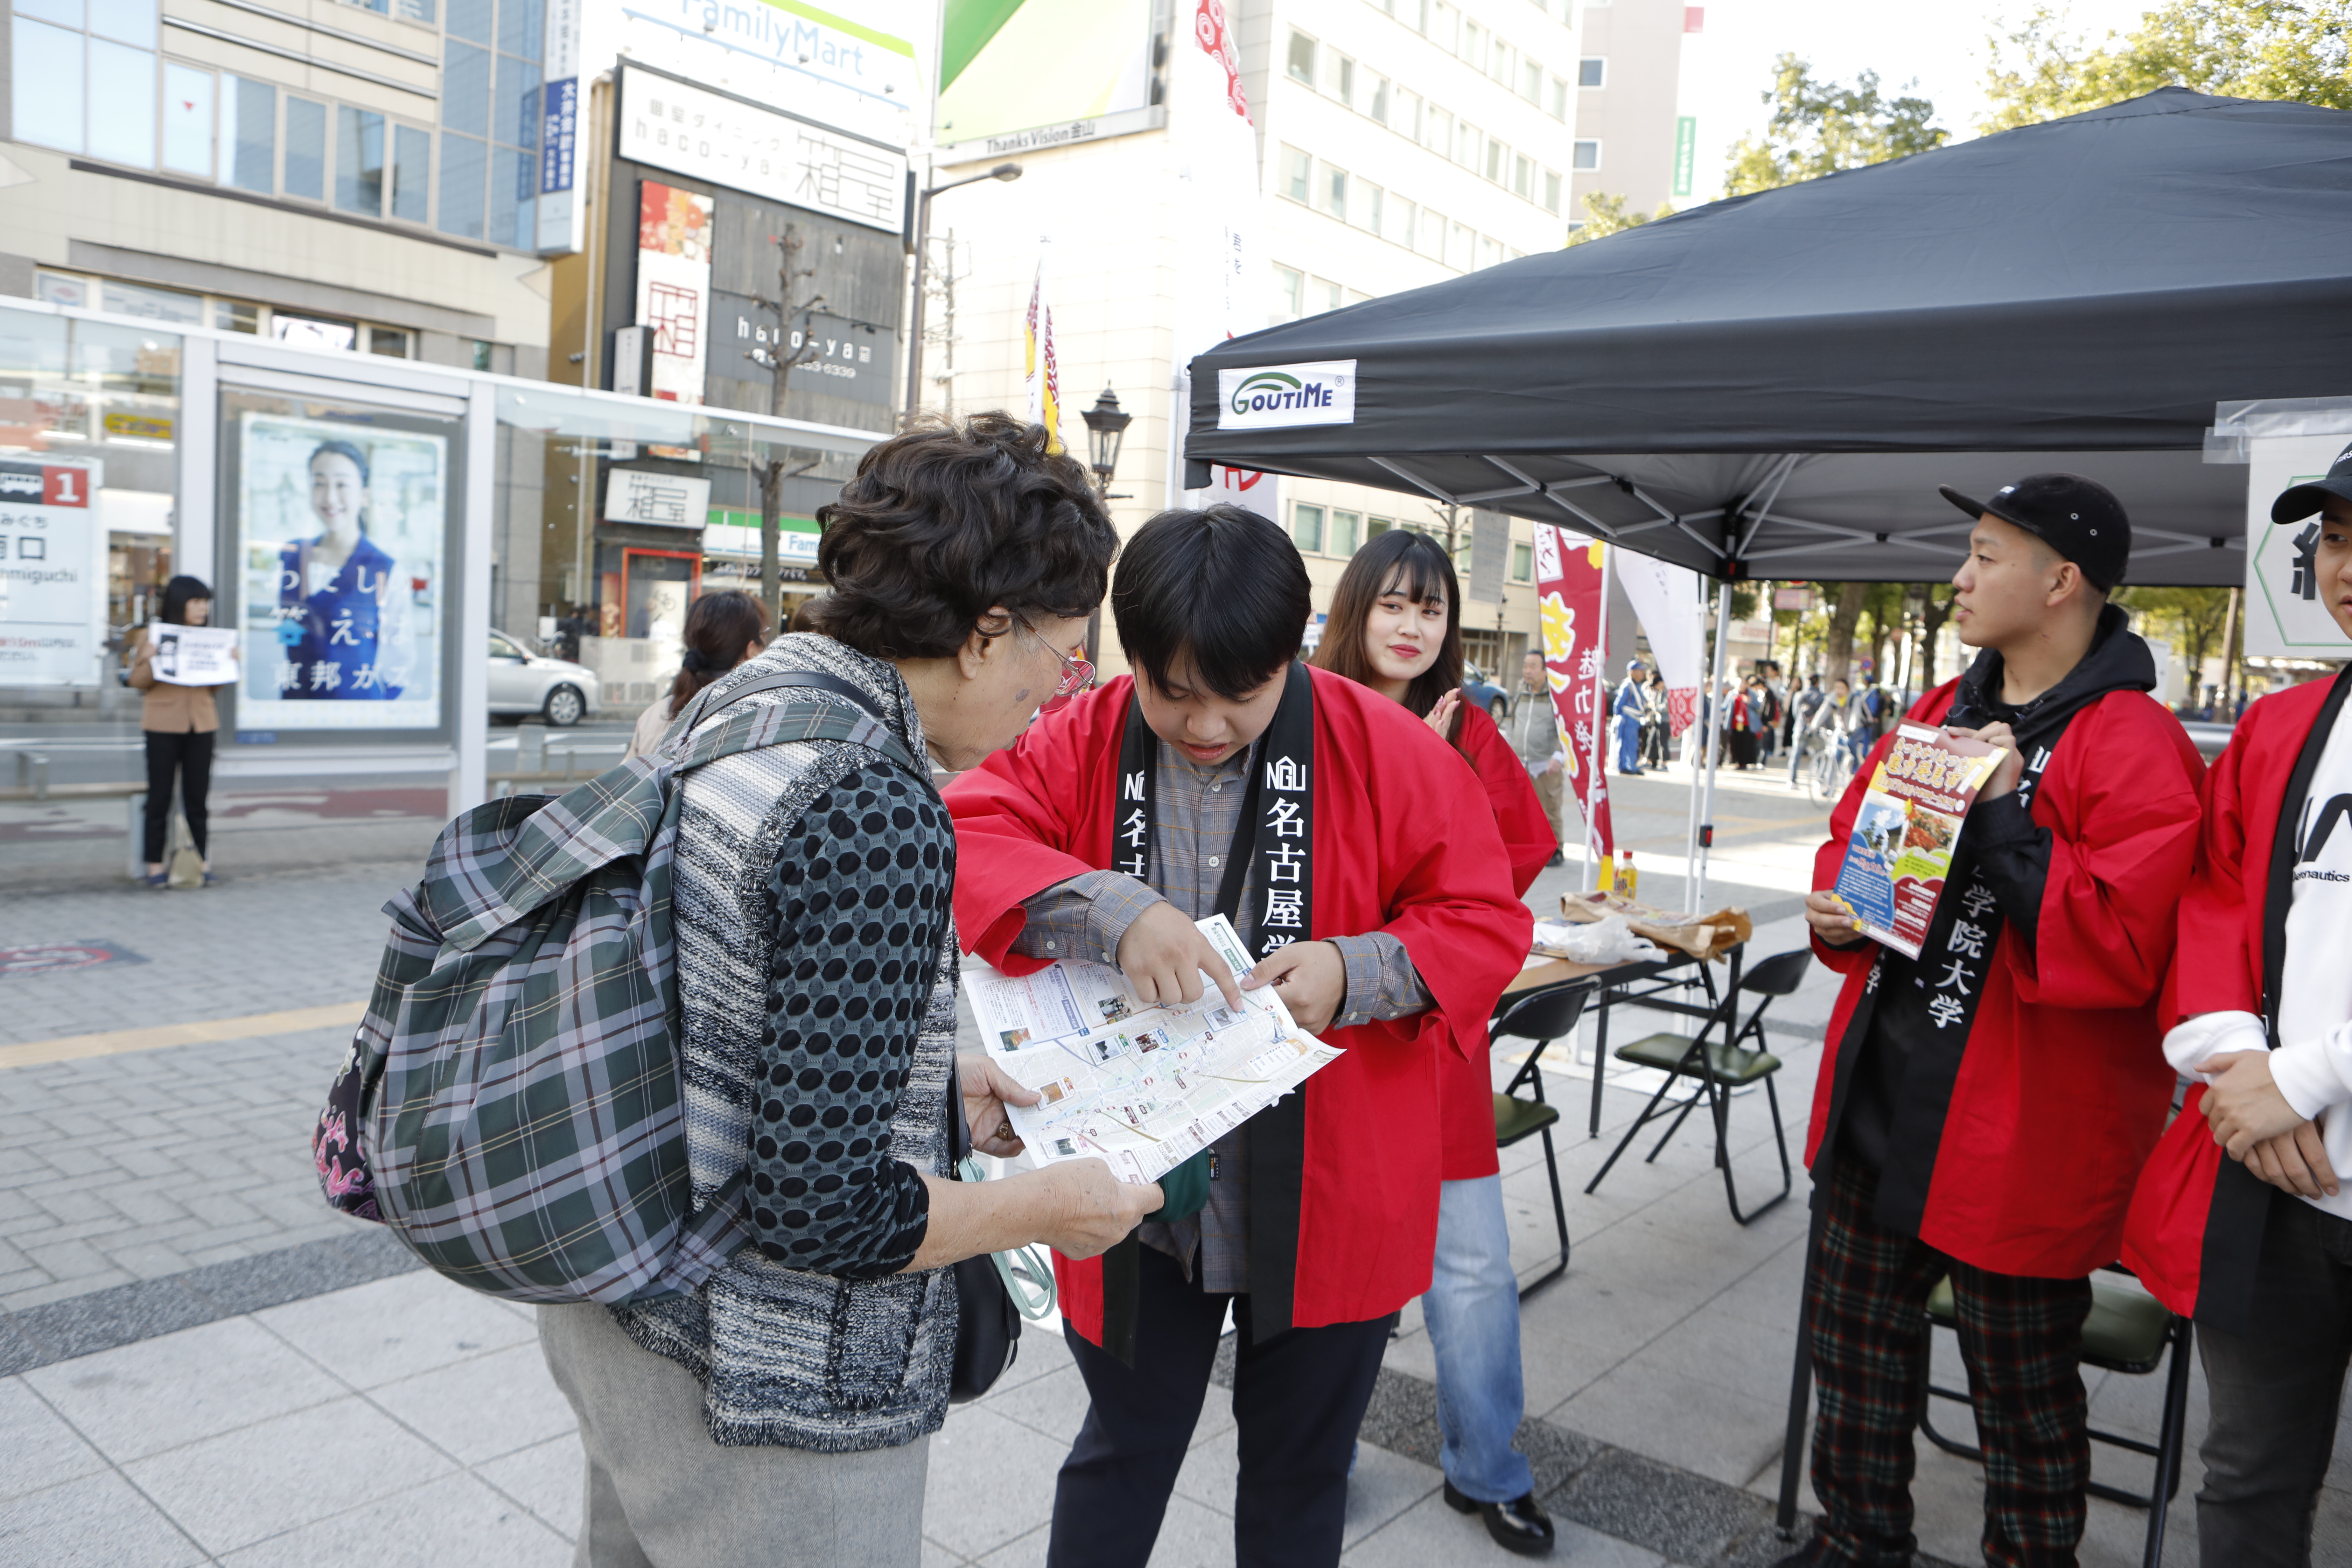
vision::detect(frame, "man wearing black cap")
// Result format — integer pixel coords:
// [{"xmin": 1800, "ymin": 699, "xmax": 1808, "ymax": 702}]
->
[
  {"xmin": 2122, "ymin": 445, "xmax": 2352, "ymax": 1567},
  {"xmin": 1782, "ymin": 475, "xmax": 2205, "ymax": 1568}
]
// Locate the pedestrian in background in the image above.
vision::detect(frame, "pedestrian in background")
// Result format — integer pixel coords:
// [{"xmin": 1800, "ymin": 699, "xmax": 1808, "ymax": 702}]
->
[
  {"xmin": 622, "ymin": 588, "xmax": 770, "ymax": 760},
  {"xmin": 1311, "ymin": 528, "xmax": 1559, "ymax": 1557},
  {"xmin": 125, "ymin": 575, "xmax": 228, "ymax": 888},
  {"xmin": 540, "ymin": 414, "xmax": 1157, "ymax": 1568},
  {"xmin": 1640, "ymin": 670, "xmax": 1668, "ymax": 770},
  {"xmin": 1785, "ymin": 475, "xmax": 2203, "ymax": 1568},
  {"xmin": 1612, "ymin": 659, "xmax": 1647, "ymax": 776},
  {"xmin": 1511, "ymin": 649, "xmax": 1567, "ymax": 868}
]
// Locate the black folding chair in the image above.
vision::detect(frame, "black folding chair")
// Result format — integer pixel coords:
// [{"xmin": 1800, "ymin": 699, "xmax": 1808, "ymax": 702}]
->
[
  {"xmin": 1582, "ymin": 947, "xmax": 1809, "ymax": 1224},
  {"xmin": 1489, "ymin": 986, "xmax": 1589, "ymax": 1296}
]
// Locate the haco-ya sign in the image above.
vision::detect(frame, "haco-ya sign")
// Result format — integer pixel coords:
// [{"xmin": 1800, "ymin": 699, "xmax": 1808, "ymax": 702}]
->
[
  {"xmin": 1216, "ymin": 360, "xmax": 1357, "ymax": 430},
  {"xmin": 0, "ymin": 457, "xmax": 106, "ymax": 687}
]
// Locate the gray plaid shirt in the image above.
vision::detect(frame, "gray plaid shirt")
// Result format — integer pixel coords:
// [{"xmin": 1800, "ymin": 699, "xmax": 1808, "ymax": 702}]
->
[{"xmin": 1012, "ymin": 738, "xmax": 1429, "ymax": 1292}]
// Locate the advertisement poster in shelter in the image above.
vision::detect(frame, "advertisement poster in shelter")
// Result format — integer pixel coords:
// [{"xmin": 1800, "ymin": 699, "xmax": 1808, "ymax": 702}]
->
[
  {"xmin": 1532, "ymin": 524, "xmax": 1614, "ymax": 857},
  {"xmin": 0, "ymin": 457, "xmax": 105, "ymax": 686},
  {"xmin": 236, "ymin": 414, "xmax": 446, "ymax": 731}
]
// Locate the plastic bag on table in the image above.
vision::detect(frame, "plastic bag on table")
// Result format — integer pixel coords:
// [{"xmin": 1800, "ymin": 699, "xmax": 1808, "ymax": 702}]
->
[{"xmin": 1531, "ymin": 913, "xmax": 1667, "ymax": 967}]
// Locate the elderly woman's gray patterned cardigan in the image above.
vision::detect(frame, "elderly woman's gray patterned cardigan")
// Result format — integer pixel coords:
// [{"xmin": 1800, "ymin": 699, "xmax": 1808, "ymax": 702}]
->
[{"xmin": 612, "ymin": 634, "xmax": 961, "ymax": 1451}]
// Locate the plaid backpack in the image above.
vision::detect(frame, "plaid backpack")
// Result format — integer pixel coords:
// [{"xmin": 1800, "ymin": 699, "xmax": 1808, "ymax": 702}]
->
[{"xmin": 310, "ymin": 670, "xmax": 923, "ymax": 1303}]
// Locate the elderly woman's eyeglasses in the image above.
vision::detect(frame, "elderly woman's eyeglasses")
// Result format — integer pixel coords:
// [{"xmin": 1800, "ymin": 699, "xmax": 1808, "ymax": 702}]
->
[{"xmin": 1012, "ymin": 614, "xmax": 1093, "ymax": 714}]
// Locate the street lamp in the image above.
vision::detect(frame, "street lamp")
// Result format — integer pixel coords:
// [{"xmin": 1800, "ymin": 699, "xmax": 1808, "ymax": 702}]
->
[
  {"xmin": 1077, "ymin": 385, "xmax": 1132, "ymax": 666},
  {"xmin": 903, "ymin": 162, "xmax": 1022, "ymax": 425},
  {"xmin": 1079, "ymin": 385, "xmax": 1131, "ymax": 498}
]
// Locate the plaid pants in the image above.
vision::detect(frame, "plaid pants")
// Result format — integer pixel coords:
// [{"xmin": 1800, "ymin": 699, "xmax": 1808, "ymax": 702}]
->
[{"xmin": 1804, "ymin": 1155, "xmax": 2094, "ymax": 1567}]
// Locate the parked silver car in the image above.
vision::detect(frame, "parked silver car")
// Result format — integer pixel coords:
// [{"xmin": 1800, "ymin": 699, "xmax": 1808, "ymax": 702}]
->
[{"xmin": 487, "ymin": 629, "xmax": 601, "ymax": 726}]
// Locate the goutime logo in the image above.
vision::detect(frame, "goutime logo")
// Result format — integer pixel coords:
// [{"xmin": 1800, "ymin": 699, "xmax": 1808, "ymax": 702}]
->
[{"xmin": 1215, "ymin": 360, "xmax": 1357, "ymax": 431}]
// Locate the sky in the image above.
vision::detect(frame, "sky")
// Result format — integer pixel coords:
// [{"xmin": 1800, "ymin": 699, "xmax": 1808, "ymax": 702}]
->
[{"xmin": 1679, "ymin": 0, "xmax": 2168, "ymax": 202}]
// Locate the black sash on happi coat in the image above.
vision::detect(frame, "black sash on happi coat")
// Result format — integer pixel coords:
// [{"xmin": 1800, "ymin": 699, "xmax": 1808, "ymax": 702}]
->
[
  {"xmin": 1816, "ymin": 663, "xmax": 2099, "ymax": 1237},
  {"xmin": 1096, "ymin": 663, "xmax": 1318, "ymax": 1358}
]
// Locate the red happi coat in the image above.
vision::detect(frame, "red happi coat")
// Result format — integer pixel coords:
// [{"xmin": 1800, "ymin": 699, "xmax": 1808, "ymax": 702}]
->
[
  {"xmin": 1807, "ymin": 678, "xmax": 2204, "ymax": 1278},
  {"xmin": 946, "ymin": 668, "xmax": 1534, "ymax": 1342},
  {"xmin": 1441, "ymin": 702, "xmax": 1558, "ymax": 1181},
  {"xmin": 2122, "ymin": 676, "xmax": 2342, "ymax": 1326}
]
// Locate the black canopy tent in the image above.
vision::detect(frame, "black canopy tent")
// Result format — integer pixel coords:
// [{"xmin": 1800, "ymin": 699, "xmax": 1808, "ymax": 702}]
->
[{"xmin": 1181, "ymin": 88, "xmax": 2352, "ymax": 589}]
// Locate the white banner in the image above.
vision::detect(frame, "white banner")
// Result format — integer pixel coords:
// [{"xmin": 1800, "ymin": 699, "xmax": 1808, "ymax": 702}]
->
[
  {"xmin": 1615, "ymin": 548, "xmax": 1707, "ymax": 734},
  {"xmin": 1168, "ymin": 0, "xmax": 1271, "ymax": 515},
  {"xmin": 0, "ymin": 457, "xmax": 105, "ymax": 686},
  {"xmin": 146, "ymin": 622, "xmax": 239, "ymax": 686},
  {"xmin": 2245, "ymin": 433, "xmax": 2352, "ymax": 660},
  {"xmin": 618, "ymin": 71, "xmax": 908, "ymax": 234}
]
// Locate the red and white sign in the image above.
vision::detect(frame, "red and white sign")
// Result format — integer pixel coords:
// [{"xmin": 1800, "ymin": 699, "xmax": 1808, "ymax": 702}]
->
[
  {"xmin": 1615, "ymin": 548, "xmax": 1706, "ymax": 736},
  {"xmin": 1533, "ymin": 524, "xmax": 1614, "ymax": 859},
  {"xmin": 636, "ymin": 182, "xmax": 713, "ymax": 405},
  {"xmin": 0, "ymin": 456, "xmax": 106, "ymax": 687}
]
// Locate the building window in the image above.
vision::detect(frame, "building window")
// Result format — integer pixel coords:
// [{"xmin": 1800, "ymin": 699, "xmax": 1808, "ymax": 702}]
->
[
  {"xmin": 1313, "ymin": 276, "xmax": 1343, "ymax": 314},
  {"xmin": 284, "ymin": 97, "xmax": 327, "ymax": 199},
  {"xmin": 1462, "ymin": 18, "xmax": 1484, "ymax": 64},
  {"xmin": 391, "ymin": 125, "xmax": 430, "ymax": 222},
  {"xmin": 1417, "ymin": 207, "xmax": 1446, "ymax": 260},
  {"xmin": 161, "ymin": 63, "xmax": 214, "ymax": 177},
  {"xmin": 1485, "ymin": 138, "xmax": 1505, "ymax": 183},
  {"xmin": 335, "ymin": 106, "xmax": 386, "ymax": 215},
  {"xmin": 1396, "ymin": 88, "xmax": 1421, "ymax": 140},
  {"xmin": 1521, "ymin": 58, "xmax": 1543, "ymax": 101},
  {"xmin": 215, "ymin": 299, "xmax": 260, "ymax": 332},
  {"xmin": 1331, "ymin": 510, "xmax": 1361, "ymax": 556},
  {"xmin": 1549, "ymin": 76, "xmax": 1570, "ymax": 119},
  {"xmin": 1573, "ymin": 139, "xmax": 1602, "ymax": 170},
  {"xmin": 1454, "ymin": 119, "xmax": 1477, "ymax": 167},
  {"xmin": 1273, "ymin": 263, "xmax": 1304, "ymax": 323},
  {"xmin": 1368, "ymin": 74, "xmax": 1389, "ymax": 124},
  {"xmin": 11, "ymin": 0, "xmax": 162, "ymax": 167},
  {"xmin": 1333, "ymin": 54, "xmax": 1354, "ymax": 106},
  {"xmin": 1543, "ymin": 169, "xmax": 1563, "ymax": 213},
  {"xmin": 1491, "ymin": 38, "xmax": 1511, "ymax": 81},
  {"xmin": 1512, "ymin": 541, "xmax": 1533, "ymax": 582},
  {"xmin": 1280, "ymin": 143, "xmax": 1311, "ymax": 203},
  {"xmin": 1387, "ymin": 196, "xmax": 1416, "ymax": 248},
  {"xmin": 1293, "ymin": 503, "xmax": 1325, "ymax": 554},
  {"xmin": 223, "ymin": 76, "xmax": 275, "ymax": 191},
  {"xmin": 1480, "ymin": 235, "xmax": 1504, "ymax": 270},
  {"xmin": 1447, "ymin": 219, "xmax": 1473, "ymax": 270},
  {"xmin": 1514, "ymin": 154, "xmax": 1533, "ymax": 200},
  {"xmin": 275, "ymin": 312, "xmax": 357, "ymax": 351},
  {"xmin": 369, "ymin": 326, "xmax": 412, "ymax": 357},
  {"xmin": 1355, "ymin": 181, "xmax": 1383, "ymax": 232},
  {"xmin": 1368, "ymin": 517, "xmax": 1393, "ymax": 539},
  {"xmin": 1579, "ymin": 57, "xmax": 1607, "ymax": 87},
  {"xmin": 1427, "ymin": 106, "xmax": 1452, "ymax": 155},
  {"xmin": 1324, "ymin": 165, "xmax": 1348, "ymax": 219},
  {"xmin": 1287, "ymin": 29, "xmax": 1316, "ymax": 84},
  {"xmin": 1430, "ymin": 0, "xmax": 1458, "ymax": 52}
]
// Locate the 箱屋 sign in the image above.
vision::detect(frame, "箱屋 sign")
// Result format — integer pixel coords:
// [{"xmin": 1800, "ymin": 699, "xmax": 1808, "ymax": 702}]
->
[
  {"xmin": 0, "ymin": 457, "xmax": 106, "ymax": 686},
  {"xmin": 604, "ymin": 469, "xmax": 713, "ymax": 528}
]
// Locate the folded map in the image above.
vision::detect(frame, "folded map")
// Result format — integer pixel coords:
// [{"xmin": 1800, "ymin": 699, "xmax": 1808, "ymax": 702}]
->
[{"xmin": 971, "ymin": 915, "xmax": 1343, "ymax": 1186}]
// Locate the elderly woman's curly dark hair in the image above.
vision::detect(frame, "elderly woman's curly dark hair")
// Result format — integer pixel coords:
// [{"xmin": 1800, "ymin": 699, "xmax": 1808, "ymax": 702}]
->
[{"xmin": 807, "ymin": 413, "xmax": 1116, "ymax": 659}]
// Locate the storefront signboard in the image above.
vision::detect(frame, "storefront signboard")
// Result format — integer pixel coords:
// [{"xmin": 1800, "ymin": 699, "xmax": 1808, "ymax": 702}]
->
[{"xmin": 0, "ymin": 456, "xmax": 106, "ymax": 686}]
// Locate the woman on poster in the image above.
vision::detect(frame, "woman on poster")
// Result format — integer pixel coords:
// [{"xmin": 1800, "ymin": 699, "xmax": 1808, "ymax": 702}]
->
[{"xmin": 274, "ymin": 440, "xmax": 413, "ymax": 701}]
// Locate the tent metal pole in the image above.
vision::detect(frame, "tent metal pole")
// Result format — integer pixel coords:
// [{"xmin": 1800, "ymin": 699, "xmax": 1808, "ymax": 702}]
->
[
  {"xmin": 1586, "ymin": 544, "xmax": 1612, "ymax": 891},
  {"xmin": 1695, "ymin": 578, "xmax": 1733, "ymax": 911}
]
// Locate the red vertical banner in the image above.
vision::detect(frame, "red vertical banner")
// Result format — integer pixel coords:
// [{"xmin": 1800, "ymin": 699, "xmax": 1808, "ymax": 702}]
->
[{"xmin": 1532, "ymin": 525, "xmax": 1614, "ymax": 859}]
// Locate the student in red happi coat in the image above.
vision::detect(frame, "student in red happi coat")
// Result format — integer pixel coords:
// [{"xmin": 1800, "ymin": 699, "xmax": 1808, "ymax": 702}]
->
[
  {"xmin": 2123, "ymin": 446, "xmax": 2352, "ymax": 1566},
  {"xmin": 1310, "ymin": 528, "xmax": 1558, "ymax": 1555},
  {"xmin": 946, "ymin": 505, "xmax": 1531, "ymax": 1568},
  {"xmin": 1783, "ymin": 475, "xmax": 2203, "ymax": 1568}
]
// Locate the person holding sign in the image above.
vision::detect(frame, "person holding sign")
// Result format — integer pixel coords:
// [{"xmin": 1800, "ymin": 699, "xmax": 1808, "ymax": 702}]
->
[
  {"xmin": 1780, "ymin": 475, "xmax": 2203, "ymax": 1568},
  {"xmin": 125, "ymin": 575, "xmax": 234, "ymax": 887},
  {"xmin": 947, "ymin": 505, "xmax": 1531, "ymax": 1568},
  {"xmin": 2122, "ymin": 445, "xmax": 2352, "ymax": 1566}
]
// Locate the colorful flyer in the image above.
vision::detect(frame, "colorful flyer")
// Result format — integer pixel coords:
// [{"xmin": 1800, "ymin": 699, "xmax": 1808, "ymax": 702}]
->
[{"xmin": 1832, "ymin": 724, "xmax": 2004, "ymax": 959}]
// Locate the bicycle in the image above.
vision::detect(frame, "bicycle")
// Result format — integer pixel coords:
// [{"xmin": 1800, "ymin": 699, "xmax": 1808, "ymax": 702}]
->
[{"xmin": 1808, "ymin": 734, "xmax": 1859, "ymax": 807}]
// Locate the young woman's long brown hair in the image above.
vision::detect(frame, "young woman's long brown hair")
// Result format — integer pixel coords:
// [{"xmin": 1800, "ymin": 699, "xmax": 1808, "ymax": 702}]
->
[
  {"xmin": 1310, "ymin": 528, "xmax": 1468, "ymax": 750},
  {"xmin": 664, "ymin": 589, "xmax": 771, "ymax": 718}
]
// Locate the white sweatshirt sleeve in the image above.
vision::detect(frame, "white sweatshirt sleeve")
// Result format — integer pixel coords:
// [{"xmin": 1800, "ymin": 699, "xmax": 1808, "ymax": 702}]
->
[
  {"xmin": 2162, "ymin": 1011, "xmax": 2269, "ymax": 1080},
  {"xmin": 2268, "ymin": 1024, "xmax": 2352, "ymax": 1120}
]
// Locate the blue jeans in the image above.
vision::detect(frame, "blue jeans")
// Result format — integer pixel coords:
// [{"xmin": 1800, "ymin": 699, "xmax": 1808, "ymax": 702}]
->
[
  {"xmin": 1425, "ymin": 1174, "xmax": 1535, "ymax": 1502},
  {"xmin": 1613, "ymin": 713, "xmax": 1642, "ymax": 772}
]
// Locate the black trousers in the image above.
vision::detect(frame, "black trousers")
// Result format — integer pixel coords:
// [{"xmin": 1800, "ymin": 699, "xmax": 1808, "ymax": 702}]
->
[
  {"xmin": 1047, "ymin": 1244, "xmax": 1394, "ymax": 1568},
  {"xmin": 2196, "ymin": 1195, "xmax": 2352, "ymax": 1568},
  {"xmin": 142, "ymin": 729, "xmax": 213, "ymax": 863}
]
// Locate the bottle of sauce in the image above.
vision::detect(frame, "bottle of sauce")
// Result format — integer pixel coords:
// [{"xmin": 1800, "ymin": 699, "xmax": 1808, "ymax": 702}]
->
[{"xmin": 1617, "ymin": 850, "xmax": 1638, "ymax": 900}]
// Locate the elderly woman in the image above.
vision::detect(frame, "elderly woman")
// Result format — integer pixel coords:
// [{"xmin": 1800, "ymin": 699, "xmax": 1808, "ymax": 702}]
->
[{"xmin": 538, "ymin": 414, "xmax": 1160, "ymax": 1568}]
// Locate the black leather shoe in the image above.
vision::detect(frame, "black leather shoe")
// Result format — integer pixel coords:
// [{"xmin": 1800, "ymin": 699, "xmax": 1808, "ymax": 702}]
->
[{"xmin": 1442, "ymin": 1479, "xmax": 1555, "ymax": 1556}]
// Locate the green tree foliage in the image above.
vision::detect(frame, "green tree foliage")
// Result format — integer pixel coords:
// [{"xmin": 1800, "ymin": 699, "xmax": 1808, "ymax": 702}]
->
[
  {"xmin": 1981, "ymin": 0, "xmax": 2352, "ymax": 131},
  {"xmin": 1563, "ymin": 191, "xmax": 1678, "ymax": 247},
  {"xmin": 1723, "ymin": 55, "xmax": 1950, "ymax": 197}
]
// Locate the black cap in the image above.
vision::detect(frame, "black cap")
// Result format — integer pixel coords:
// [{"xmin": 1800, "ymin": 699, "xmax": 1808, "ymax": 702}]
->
[
  {"xmin": 2269, "ymin": 441, "xmax": 2352, "ymax": 524},
  {"xmin": 1937, "ymin": 472, "xmax": 2130, "ymax": 592}
]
